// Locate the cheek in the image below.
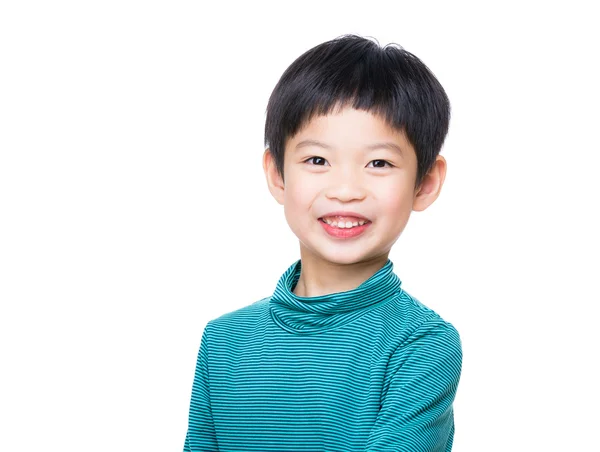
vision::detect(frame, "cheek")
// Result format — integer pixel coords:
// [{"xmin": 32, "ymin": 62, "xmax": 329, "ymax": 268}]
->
[
  {"xmin": 380, "ymin": 201, "xmax": 412, "ymax": 233},
  {"xmin": 284, "ymin": 184, "xmax": 312, "ymax": 210},
  {"xmin": 284, "ymin": 171, "xmax": 318, "ymax": 208},
  {"xmin": 376, "ymin": 179, "xmax": 414, "ymax": 212},
  {"xmin": 283, "ymin": 179, "xmax": 318, "ymax": 227},
  {"xmin": 383, "ymin": 194, "xmax": 412, "ymax": 214}
]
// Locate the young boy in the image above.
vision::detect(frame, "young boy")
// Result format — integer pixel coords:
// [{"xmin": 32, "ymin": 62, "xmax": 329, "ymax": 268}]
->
[{"xmin": 183, "ymin": 35, "xmax": 462, "ymax": 451}]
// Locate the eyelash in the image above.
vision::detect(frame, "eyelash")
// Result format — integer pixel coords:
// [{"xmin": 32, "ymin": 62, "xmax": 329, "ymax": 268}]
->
[{"xmin": 302, "ymin": 157, "xmax": 394, "ymax": 168}]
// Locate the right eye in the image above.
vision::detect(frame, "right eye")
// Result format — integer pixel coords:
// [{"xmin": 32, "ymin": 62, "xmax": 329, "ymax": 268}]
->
[{"xmin": 303, "ymin": 156, "xmax": 329, "ymax": 166}]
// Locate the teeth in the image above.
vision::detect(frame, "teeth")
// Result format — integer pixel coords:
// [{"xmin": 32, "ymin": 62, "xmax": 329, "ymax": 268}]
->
[{"xmin": 322, "ymin": 217, "xmax": 368, "ymax": 228}]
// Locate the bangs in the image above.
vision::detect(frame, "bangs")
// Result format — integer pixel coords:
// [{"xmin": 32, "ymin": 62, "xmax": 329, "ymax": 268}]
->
[{"xmin": 264, "ymin": 35, "xmax": 450, "ymax": 188}]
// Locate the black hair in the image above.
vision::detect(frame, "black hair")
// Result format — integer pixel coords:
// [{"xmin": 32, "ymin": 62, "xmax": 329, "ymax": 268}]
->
[{"xmin": 264, "ymin": 34, "xmax": 450, "ymax": 190}]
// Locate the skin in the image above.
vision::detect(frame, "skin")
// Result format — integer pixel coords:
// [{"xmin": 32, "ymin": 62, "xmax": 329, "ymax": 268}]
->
[{"xmin": 263, "ymin": 106, "xmax": 446, "ymax": 298}]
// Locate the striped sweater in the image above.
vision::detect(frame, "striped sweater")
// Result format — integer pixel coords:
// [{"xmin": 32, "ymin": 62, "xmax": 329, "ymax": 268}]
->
[{"xmin": 183, "ymin": 258, "xmax": 462, "ymax": 451}]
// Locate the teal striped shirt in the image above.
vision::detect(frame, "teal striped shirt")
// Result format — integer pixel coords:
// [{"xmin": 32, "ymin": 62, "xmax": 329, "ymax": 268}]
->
[{"xmin": 183, "ymin": 258, "xmax": 462, "ymax": 451}]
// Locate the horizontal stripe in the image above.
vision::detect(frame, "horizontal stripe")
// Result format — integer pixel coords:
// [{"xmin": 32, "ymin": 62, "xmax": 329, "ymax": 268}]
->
[{"xmin": 183, "ymin": 259, "xmax": 462, "ymax": 451}]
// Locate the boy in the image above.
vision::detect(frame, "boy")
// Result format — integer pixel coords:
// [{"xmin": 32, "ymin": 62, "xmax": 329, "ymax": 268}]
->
[{"xmin": 183, "ymin": 35, "xmax": 462, "ymax": 451}]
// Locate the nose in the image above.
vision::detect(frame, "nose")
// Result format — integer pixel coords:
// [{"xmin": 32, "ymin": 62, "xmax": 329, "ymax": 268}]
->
[{"xmin": 324, "ymin": 166, "xmax": 367, "ymax": 202}]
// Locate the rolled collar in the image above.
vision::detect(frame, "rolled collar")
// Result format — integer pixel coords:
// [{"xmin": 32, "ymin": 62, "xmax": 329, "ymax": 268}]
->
[{"xmin": 269, "ymin": 258, "xmax": 403, "ymax": 335}]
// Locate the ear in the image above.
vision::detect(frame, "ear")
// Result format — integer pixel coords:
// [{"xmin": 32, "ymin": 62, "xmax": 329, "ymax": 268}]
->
[
  {"xmin": 412, "ymin": 155, "xmax": 447, "ymax": 212},
  {"xmin": 263, "ymin": 148, "xmax": 285, "ymax": 205}
]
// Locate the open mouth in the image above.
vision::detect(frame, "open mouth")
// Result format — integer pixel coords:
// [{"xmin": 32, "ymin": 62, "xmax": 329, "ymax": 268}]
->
[
  {"xmin": 318, "ymin": 218, "xmax": 371, "ymax": 229},
  {"xmin": 318, "ymin": 217, "xmax": 372, "ymax": 240}
]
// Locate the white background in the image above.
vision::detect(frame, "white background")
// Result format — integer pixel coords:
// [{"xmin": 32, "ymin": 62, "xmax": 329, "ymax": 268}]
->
[{"xmin": 1, "ymin": 1, "xmax": 598, "ymax": 451}]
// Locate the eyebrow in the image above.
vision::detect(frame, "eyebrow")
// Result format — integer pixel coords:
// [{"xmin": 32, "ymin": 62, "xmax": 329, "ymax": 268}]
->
[{"xmin": 295, "ymin": 139, "xmax": 404, "ymax": 156}]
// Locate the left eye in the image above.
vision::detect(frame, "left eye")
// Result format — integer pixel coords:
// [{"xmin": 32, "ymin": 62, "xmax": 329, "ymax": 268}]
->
[{"xmin": 368, "ymin": 160, "xmax": 394, "ymax": 168}]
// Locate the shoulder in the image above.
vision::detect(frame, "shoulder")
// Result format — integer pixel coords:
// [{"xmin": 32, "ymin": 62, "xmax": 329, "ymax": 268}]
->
[
  {"xmin": 199, "ymin": 297, "xmax": 272, "ymax": 358},
  {"xmin": 204, "ymin": 296, "xmax": 271, "ymax": 334},
  {"xmin": 376, "ymin": 291, "xmax": 462, "ymax": 386},
  {"xmin": 375, "ymin": 288, "xmax": 462, "ymax": 355}
]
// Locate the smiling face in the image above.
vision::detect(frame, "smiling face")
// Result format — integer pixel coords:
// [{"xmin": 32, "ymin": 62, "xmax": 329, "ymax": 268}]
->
[{"xmin": 263, "ymin": 106, "xmax": 445, "ymax": 267}]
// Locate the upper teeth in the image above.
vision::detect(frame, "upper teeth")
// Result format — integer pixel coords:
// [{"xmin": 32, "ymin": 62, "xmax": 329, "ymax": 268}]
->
[{"xmin": 322, "ymin": 217, "xmax": 368, "ymax": 228}]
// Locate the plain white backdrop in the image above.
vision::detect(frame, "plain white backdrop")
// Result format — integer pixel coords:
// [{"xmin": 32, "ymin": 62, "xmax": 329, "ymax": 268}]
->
[{"xmin": 1, "ymin": 1, "xmax": 598, "ymax": 450}]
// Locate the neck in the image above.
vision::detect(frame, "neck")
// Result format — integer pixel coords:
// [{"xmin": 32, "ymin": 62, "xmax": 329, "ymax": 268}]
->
[
  {"xmin": 269, "ymin": 250, "xmax": 402, "ymax": 335},
  {"xmin": 292, "ymin": 249, "xmax": 390, "ymax": 298}
]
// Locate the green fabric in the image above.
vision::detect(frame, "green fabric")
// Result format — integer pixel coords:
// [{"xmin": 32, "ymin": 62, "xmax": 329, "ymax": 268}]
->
[{"xmin": 183, "ymin": 258, "xmax": 462, "ymax": 451}]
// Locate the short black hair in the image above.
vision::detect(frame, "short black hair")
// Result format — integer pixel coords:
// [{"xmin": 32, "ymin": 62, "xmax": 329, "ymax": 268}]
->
[{"xmin": 264, "ymin": 34, "xmax": 450, "ymax": 190}]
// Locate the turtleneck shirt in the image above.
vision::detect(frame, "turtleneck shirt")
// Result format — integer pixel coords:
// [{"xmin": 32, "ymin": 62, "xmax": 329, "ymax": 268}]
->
[{"xmin": 183, "ymin": 258, "xmax": 462, "ymax": 451}]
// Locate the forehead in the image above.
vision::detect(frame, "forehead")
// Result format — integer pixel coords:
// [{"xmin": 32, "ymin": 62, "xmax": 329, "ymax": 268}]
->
[{"xmin": 288, "ymin": 107, "xmax": 414, "ymax": 156}]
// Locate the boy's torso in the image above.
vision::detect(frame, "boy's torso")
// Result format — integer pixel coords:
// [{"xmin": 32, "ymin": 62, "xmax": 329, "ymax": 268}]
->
[{"xmin": 203, "ymin": 291, "xmax": 449, "ymax": 451}]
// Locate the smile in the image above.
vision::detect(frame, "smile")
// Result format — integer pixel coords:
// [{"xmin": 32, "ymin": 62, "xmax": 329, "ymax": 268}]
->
[{"xmin": 319, "ymin": 218, "xmax": 371, "ymax": 238}]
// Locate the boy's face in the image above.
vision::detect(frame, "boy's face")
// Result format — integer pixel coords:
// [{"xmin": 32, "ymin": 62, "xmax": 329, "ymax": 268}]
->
[{"xmin": 263, "ymin": 106, "xmax": 445, "ymax": 265}]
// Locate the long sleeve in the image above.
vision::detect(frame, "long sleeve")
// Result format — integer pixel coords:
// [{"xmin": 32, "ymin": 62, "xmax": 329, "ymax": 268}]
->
[
  {"xmin": 183, "ymin": 324, "xmax": 219, "ymax": 452},
  {"xmin": 364, "ymin": 320, "xmax": 463, "ymax": 452}
]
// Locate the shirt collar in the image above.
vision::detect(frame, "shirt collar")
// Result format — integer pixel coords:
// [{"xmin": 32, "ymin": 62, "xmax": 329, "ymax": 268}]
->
[{"xmin": 269, "ymin": 258, "xmax": 402, "ymax": 335}]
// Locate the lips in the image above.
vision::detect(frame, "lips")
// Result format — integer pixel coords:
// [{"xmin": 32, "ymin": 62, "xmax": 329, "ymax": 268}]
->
[{"xmin": 319, "ymin": 216, "xmax": 371, "ymax": 238}]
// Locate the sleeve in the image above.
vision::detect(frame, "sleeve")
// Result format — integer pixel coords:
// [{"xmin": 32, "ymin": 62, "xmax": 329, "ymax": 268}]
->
[
  {"xmin": 364, "ymin": 320, "xmax": 463, "ymax": 452},
  {"xmin": 183, "ymin": 324, "xmax": 219, "ymax": 452}
]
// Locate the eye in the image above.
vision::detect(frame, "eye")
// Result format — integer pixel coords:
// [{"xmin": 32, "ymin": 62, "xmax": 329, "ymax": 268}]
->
[
  {"xmin": 368, "ymin": 159, "xmax": 394, "ymax": 168},
  {"xmin": 302, "ymin": 157, "xmax": 394, "ymax": 168},
  {"xmin": 303, "ymin": 156, "xmax": 329, "ymax": 166}
]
